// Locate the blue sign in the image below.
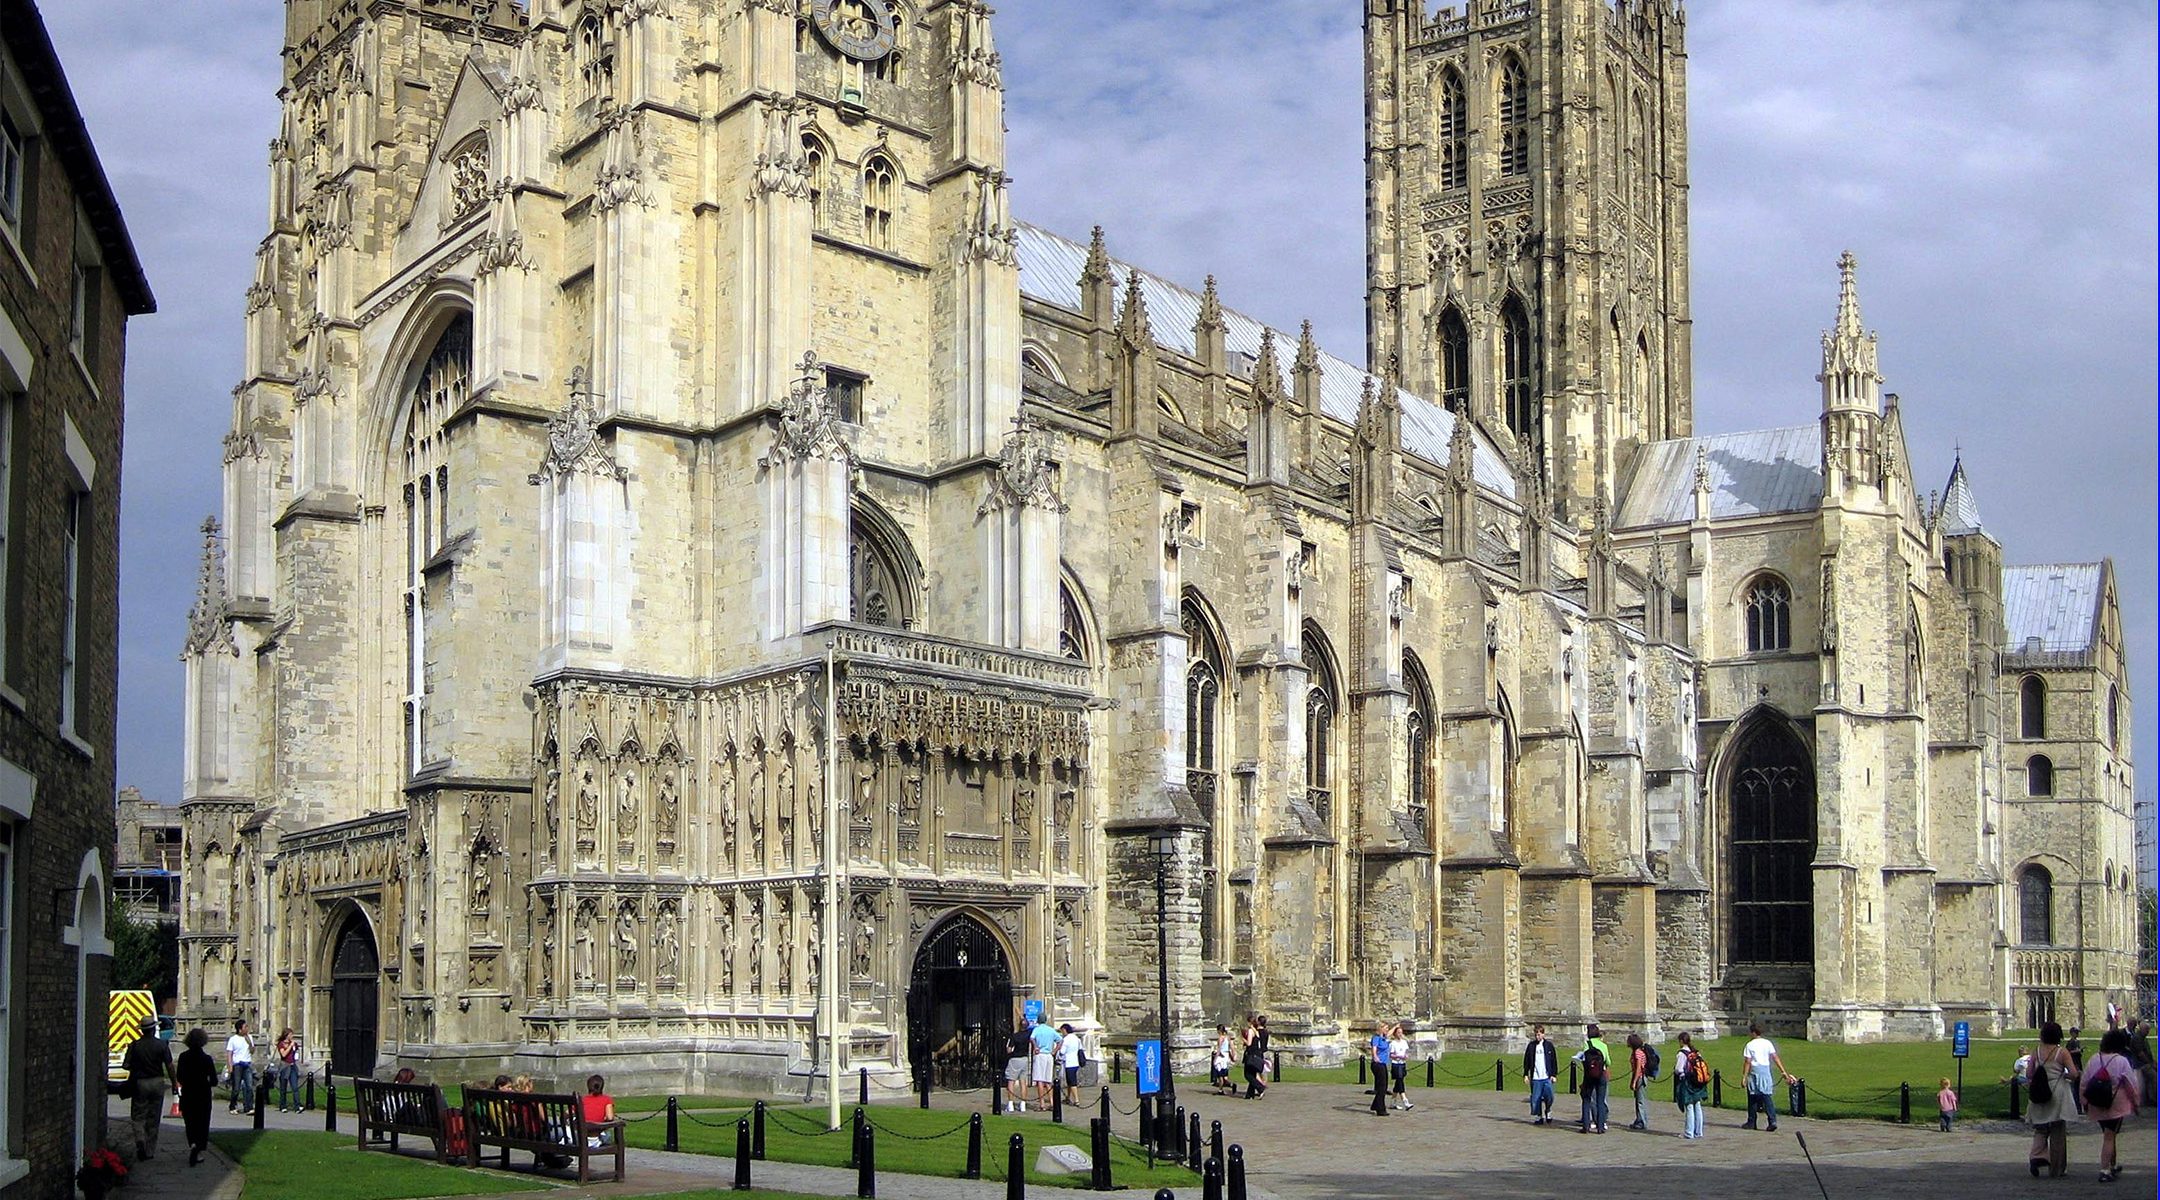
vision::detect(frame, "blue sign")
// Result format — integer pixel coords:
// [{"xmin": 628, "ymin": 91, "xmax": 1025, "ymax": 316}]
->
[
  {"xmin": 1136, "ymin": 1039, "xmax": 1163, "ymax": 1096},
  {"xmin": 1952, "ymin": 1021, "xmax": 1971, "ymax": 1059},
  {"xmin": 1024, "ymin": 998, "xmax": 1045, "ymax": 1025}
]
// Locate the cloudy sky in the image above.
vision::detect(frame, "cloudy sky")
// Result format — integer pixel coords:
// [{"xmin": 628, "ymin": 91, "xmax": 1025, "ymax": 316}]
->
[{"xmin": 40, "ymin": 2, "xmax": 2155, "ymax": 830}]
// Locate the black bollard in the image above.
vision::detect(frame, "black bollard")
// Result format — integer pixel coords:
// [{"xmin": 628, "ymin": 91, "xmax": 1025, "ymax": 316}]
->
[
  {"xmin": 666, "ymin": 1095, "xmax": 680, "ymax": 1152},
  {"xmin": 1210, "ymin": 1118, "xmax": 1223, "ymax": 1165},
  {"xmin": 325, "ymin": 1078, "xmax": 337, "ymax": 1133},
  {"xmin": 991, "ymin": 1078, "xmax": 1004, "ymax": 1116},
  {"xmin": 733, "ymin": 1118, "xmax": 752, "ymax": 1191},
  {"xmin": 1005, "ymin": 1133, "xmax": 1025, "ymax": 1200},
  {"xmin": 1899, "ymin": 1081, "xmax": 1911, "ymax": 1124},
  {"xmin": 1099, "ymin": 1086, "xmax": 1111, "ymax": 1127},
  {"xmin": 1495, "ymin": 1058, "xmax": 1505, "ymax": 1091},
  {"xmin": 1228, "ymin": 1143, "xmax": 1248, "ymax": 1200},
  {"xmin": 1203, "ymin": 1156, "xmax": 1224, "ymax": 1200},
  {"xmin": 1088, "ymin": 1117, "xmax": 1110, "ymax": 1191},
  {"xmin": 1272, "ymin": 1050, "xmax": 1282, "ymax": 1081},
  {"xmin": 1172, "ymin": 1104, "xmax": 1187, "ymax": 1159},
  {"xmin": 1568, "ymin": 1061, "xmax": 1578, "ymax": 1094},
  {"xmin": 253, "ymin": 1082, "xmax": 267, "ymax": 1131},
  {"xmin": 752, "ymin": 1100, "xmax": 767, "ymax": 1159},
  {"xmin": 305, "ymin": 1070, "xmax": 315, "ymax": 1112},
  {"xmin": 966, "ymin": 1113, "xmax": 984, "ymax": 1179},
  {"xmin": 1187, "ymin": 1110, "xmax": 1202, "ymax": 1170},
  {"xmin": 856, "ymin": 1124, "xmax": 876, "ymax": 1199},
  {"xmin": 848, "ymin": 1106, "xmax": 865, "ymax": 1169},
  {"xmin": 2010, "ymin": 1079, "xmax": 2023, "ymax": 1120},
  {"xmin": 1427, "ymin": 1056, "xmax": 1435, "ymax": 1088},
  {"xmin": 1138, "ymin": 1096, "xmax": 1155, "ymax": 1150},
  {"xmin": 1793, "ymin": 1078, "xmax": 1807, "ymax": 1118},
  {"xmin": 1052, "ymin": 1078, "xmax": 1064, "ymax": 1124},
  {"xmin": 918, "ymin": 1064, "xmax": 931, "ymax": 1110},
  {"xmin": 860, "ymin": 1066, "xmax": 870, "ymax": 1107},
  {"xmin": 1155, "ymin": 1191, "xmax": 1176, "ymax": 1200},
  {"xmin": 1711, "ymin": 1069, "xmax": 1722, "ymax": 1109},
  {"xmin": 1357, "ymin": 1056, "xmax": 1367, "ymax": 1086},
  {"xmin": 1113, "ymin": 1052, "xmax": 1122, "ymax": 1085}
]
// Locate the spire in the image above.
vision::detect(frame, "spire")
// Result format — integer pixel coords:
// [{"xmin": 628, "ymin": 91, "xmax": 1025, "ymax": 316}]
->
[
  {"xmin": 1196, "ymin": 274, "xmax": 1223, "ymax": 334},
  {"xmin": 1080, "ymin": 225, "xmax": 1111, "ymax": 288},
  {"xmin": 1938, "ymin": 452, "xmax": 1985, "ymax": 536},
  {"xmin": 1251, "ymin": 326, "xmax": 1284, "ymax": 400},
  {"xmin": 1834, "ymin": 249, "xmax": 1862, "ymax": 340},
  {"xmin": 1116, "ymin": 268, "xmax": 1152, "ymax": 347},
  {"xmin": 1194, "ymin": 274, "xmax": 1226, "ymax": 377},
  {"xmin": 1292, "ymin": 319, "xmax": 1319, "ymax": 377},
  {"xmin": 182, "ymin": 517, "xmax": 236, "ymax": 658},
  {"xmin": 1818, "ymin": 249, "xmax": 1881, "ymax": 414}
]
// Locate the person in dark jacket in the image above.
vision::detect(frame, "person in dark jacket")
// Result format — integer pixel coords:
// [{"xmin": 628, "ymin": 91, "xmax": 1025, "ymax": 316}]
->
[
  {"xmin": 121, "ymin": 1017, "xmax": 176, "ymax": 1159},
  {"xmin": 1522, "ymin": 1024, "xmax": 1560, "ymax": 1124},
  {"xmin": 175, "ymin": 1027, "xmax": 219, "ymax": 1167}
]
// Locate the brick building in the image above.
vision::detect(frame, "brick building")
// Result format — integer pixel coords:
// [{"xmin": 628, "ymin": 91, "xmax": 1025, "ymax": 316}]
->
[{"xmin": 0, "ymin": 0, "xmax": 155, "ymax": 1194}]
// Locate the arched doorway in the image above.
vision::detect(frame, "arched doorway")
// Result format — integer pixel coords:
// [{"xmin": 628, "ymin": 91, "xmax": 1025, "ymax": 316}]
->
[
  {"xmin": 328, "ymin": 912, "xmax": 380, "ymax": 1078},
  {"xmin": 1722, "ymin": 717, "xmax": 1817, "ymax": 1017},
  {"xmin": 905, "ymin": 914, "xmax": 1012, "ymax": 1091}
]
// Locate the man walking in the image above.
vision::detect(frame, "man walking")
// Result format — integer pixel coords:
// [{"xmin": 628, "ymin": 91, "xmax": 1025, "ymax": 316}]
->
[
  {"xmin": 122, "ymin": 1016, "xmax": 176, "ymax": 1159},
  {"xmin": 1740, "ymin": 1022, "xmax": 1794, "ymax": 1131},
  {"xmin": 1368, "ymin": 1021, "xmax": 1391, "ymax": 1116},
  {"xmin": 1003, "ymin": 1022, "xmax": 1033, "ymax": 1112},
  {"xmin": 224, "ymin": 1019, "xmax": 255, "ymax": 1113},
  {"xmin": 1573, "ymin": 1024, "xmax": 1612, "ymax": 1134},
  {"xmin": 1029, "ymin": 1015, "xmax": 1060, "ymax": 1109},
  {"xmin": 1522, "ymin": 1024, "xmax": 1559, "ymax": 1124}
]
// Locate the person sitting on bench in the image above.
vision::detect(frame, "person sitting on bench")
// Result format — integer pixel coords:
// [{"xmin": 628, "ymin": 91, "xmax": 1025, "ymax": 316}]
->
[{"xmin": 581, "ymin": 1075, "xmax": 617, "ymax": 1149}]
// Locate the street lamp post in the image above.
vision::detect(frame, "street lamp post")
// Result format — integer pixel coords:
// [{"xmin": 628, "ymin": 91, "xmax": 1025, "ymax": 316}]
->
[{"xmin": 1150, "ymin": 829, "xmax": 1177, "ymax": 1108}]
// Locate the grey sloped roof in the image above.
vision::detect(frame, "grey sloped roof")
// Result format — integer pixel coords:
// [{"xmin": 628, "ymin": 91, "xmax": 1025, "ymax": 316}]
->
[
  {"xmin": 2003, "ymin": 563, "xmax": 2102, "ymax": 654},
  {"xmin": 1014, "ymin": 223, "xmax": 1516, "ymax": 500},
  {"xmin": 1938, "ymin": 456, "xmax": 1984, "ymax": 535},
  {"xmin": 1614, "ymin": 424, "xmax": 1824, "ymax": 529}
]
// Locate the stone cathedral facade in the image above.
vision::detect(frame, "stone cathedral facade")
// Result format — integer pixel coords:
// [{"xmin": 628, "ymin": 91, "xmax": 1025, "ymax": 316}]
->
[{"xmin": 175, "ymin": 0, "xmax": 2137, "ymax": 1088}]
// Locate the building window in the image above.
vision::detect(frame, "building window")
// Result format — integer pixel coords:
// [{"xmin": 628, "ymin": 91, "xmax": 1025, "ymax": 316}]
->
[
  {"xmin": 575, "ymin": 15, "xmax": 613, "ymax": 111},
  {"xmin": 71, "ymin": 262, "xmax": 100, "ymax": 368},
  {"xmin": 1059, "ymin": 582, "xmax": 1089, "ymax": 664},
  {"xmin": 1437, "ymin": 69, "xmax": 1467, "ymax": 190},
  {"xmin": 402, "ymin": 314, "xmax": 471, "ymax": 774},
  {"xmin": 1743, "ymin": 576, "xmax": 1792, "ymax": 653},
  {"xmin": 60, "ymin": 487, "xmax": 85, "ymax": 733},
  {"xmin": 1302, "ymin": 624, "xmax": 1340, "ymax": 828},
  {"xmin": 2107, "ymin": 682, "xmax": 2119, "ymax": 749},
  {"xmin": 1728, "ymin": 721, "xmax": 1815, "ymax": 964},
  {"xmin": 1436, "ymin": 305, "xmax": 1469, "ymax": 413},
  {"xmin": 1404, "ymin": 653, "xmax": 1435, "ymax": 840},
  {"xmin": 802, "ymin": 134, "xmax": 827, "ymax": 228},
  {"xmin": 0, "ymin": 113, "xmax": 22, "ymax": 234},
  {"xmin": 1183, "ymin": 596, "xmax": 1224, "ymax": 960},
  {"xmin": 2019, "ymin": 674, "xmax": 2046, "ymax": 739},
  {"xmin": 2026, "ymin": 754, "xmax": 2053, "ymax": 797},
  {"xmin": 2018, "ymin": 864, "xmax": 2053, "ymax": 945},
  {"xmin": 1501, "ymin": 298, "xmax": 1536, "ymax": 442},
  {"xmin": 1497, "ymin": 55, "xmax": 1530, "ymax": 177},
  {"xmin": 849, "ymin": 506, "xmax": 916, "ymax": 630},
  {"xmin": 823, "ymin": 368, "xmax": 863, "ymax": 424},
  {"xmin": 861, "ymin": 155, "xmax": 895, "ymax": 250}
]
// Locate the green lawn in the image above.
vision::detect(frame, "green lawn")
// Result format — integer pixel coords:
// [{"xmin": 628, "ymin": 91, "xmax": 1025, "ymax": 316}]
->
[
  {"xmin": 210, "ymin": 1130, "xmax": 538, "ymax": 1200},
  {"xmin": 621, "ymin": 1101, "xmax": 1200, "ymax": 1191},
  {"xmin": 1225, "ymin": 1035, "xmax": 2042, "ymax": 1122}
]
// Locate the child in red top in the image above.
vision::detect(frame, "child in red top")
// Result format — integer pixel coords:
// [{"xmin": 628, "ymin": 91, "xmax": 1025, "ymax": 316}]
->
[{"xmin": 582, "ymin": 1074, "xmax": 616, "ymax": 1148}]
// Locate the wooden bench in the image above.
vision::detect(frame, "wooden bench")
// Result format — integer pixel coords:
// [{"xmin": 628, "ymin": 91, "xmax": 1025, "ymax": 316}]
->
[
  {"xmin": 461, "ymin": 1087, "xmax": 625, "ymax": 1184},
  {"xmin": 351, "ymin": 1078, "xmax": 452, "ymax": 1162}
]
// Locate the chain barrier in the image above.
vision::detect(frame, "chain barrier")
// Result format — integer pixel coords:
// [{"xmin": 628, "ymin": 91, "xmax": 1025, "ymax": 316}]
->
[
  {"xmin": 863, "ymin": 1112, "xmax": 975, "ymax": 1142},
  {"xmin": 614, "ymin": 1108, "xmax": 666, "ymax": 1123},
  {"xmin": 1797, "ymin": 1083, "xmax": 1902, "ymax": 1105},
  {"xmin": 762, "ymin": 1108, "xmax": 852, "ymax": 1138},
  {"xmin": 1107, "ymin": 1095, "xmax": 1141, "ymax": 1116},
  {"xmin": 1432, "ymin": 1059, "xmax": 1489, "ymax": 1081},
  {"xmin": 680, "ymin": 1107, "xmax": 749, "ymax": 1130}
]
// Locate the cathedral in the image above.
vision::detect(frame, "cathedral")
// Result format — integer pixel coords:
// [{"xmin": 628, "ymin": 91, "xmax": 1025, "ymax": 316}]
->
[{"xmin": 175, "ymin": 0, "xmax": 2139, "ymax": 1090}]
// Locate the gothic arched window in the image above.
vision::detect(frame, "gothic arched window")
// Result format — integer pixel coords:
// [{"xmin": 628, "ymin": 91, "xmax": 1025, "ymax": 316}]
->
[
  {"xmin": 575, "ymin": 14, "xmax": 613, "ymax": 111},
  {"xmin": 1302, "ymin": 623, "xmax": 1341, "ymax": 828},
  {"xmin": 2019, "ymin": 675, "xmax": 2047, "ymax": 739},
  {"xmin": 802, "ymin": 133, "xmax": 829, "ymax": 229},
  {"xmin": 1436, "ymin": 305, "xmax": 1470, "ymax": 413},
  {"xmin": 1058, "ymin": 581, "xmax": 1091, "ymax": 665},
  {"xmin": 1501, "ymin": 297, "xmax": 1537, "ymax": 443},
  {"xmin": 1497, "ymin": 55, "xmax": 1530, "ymax": 177},
  {"xmin": 2027, "ymin": 754, "xmax": 2054, "ymax": 797},
  {"xmin": 2019, "ymin": 864, "xmax": 2053, "ymax": 945},
  {"xmin": 1728, "ymin": 720, "xmax": 1815, "ymax": 964},
  {"xmin": 1404, "ymin": 652, "xmax": 1436, "ymax": 841},
  {"xmin": 1631, "ymin": 92, "xmax": 1652, "ymax": 215},
  {"xmin": 849, "ymin": 506, "xmax": 916, "ymax": 630},
  {"xmin": 1183, "ymin": 594, "xmax": 1228, "ymax": 960},
  {"xmin": 1437, "ymin": 69, "xmax": 1468, "ymax": 190},
  {"xmin": 861, "ymin": 155, "xmax": 896, "ymax": 250},
  {"xmin": 1743, "ymin": 575, "xmax": 1791, "ymax": 653},
  {"xmin": 2106, "ymin": 682, "xmax": 2119, "ymax": 749},
  {"xmin": 403, "ymin": 312, "xmax": 471, "ymax": 773}
]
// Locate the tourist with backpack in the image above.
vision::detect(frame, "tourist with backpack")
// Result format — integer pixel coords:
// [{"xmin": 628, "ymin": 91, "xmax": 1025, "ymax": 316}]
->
[
  {"xmin": 2080, "ymin": 1027, "xmax": 2142, "ymax": 1183},
  {"xmin": 1625, "ymin": 1033, "xmax": 1657, "ymax": 1131},
  {"xmin": 1672, "ymin": 1032, "xmax": 1708, "ymax": 1140},
  {"xmin": 2023, "ymin": 1021, "xmax": 2076, "ymax": 1177},
  {"xmin": 1739, "ymin": 1023, "xmax": 1793, "ymax": 1131},
  {"xmin": 1573, "ymin": 1023, "xmax": 1612, "ymax": 1134}
]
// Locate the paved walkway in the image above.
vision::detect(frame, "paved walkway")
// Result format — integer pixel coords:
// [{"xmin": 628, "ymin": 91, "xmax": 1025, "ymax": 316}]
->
[{"xmin": 112, "ymin": 1082, "xmax": 2154, "ymax": 1200}]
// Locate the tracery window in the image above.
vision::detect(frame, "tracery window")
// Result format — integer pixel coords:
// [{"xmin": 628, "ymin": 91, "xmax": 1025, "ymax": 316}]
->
[
  {"xmin": 1728, "ymin": 722, "xmax": 1814, "ymax": 964},
  {"xmin": 2106, "ymin": 682, "xmax": 2118, "ymax": 749},
  {"xmin": 403, "ymin": 313, "xmax": 471, "ymax": 774},
  {"xmin": 1404, "ymin": 653, "xmax": 1436, "ymax": 841},
  {"xmin": 2019, "ymin": 675, "xmax": 2046, "ymax": 739},
  {"xmin": 1302, "ymin": 624, "xmax": 1340, "ymax": 829},
  {"xmin": 2026, "ymin": 754, "xmax": 2053, "ymax": 797},
  {"xmin": 1058, "ymin": 583, "xmax": 1089, "ymax": 664},
  {"xmin": 1437, "ymin": 69, "xmax": 1468, "ymax": 190},
  {"xmin": 1436, "ymin": 305, "xmax": 1469, "ymax": 413},
  {"xmin": 861, "ymin": 155, "xmax": 896, "ymax": 250},
  {"xmin": 1183, "ymin": 595, "xmax": 1226, "ymax": 959},
  {"xmin": 1743, "ymin": 576, "xmax": 1791, "ymax": 653},
  {"xmin": 575, "ymin": 14, "xmax": 613, "ymax": 111},
  {"xmin": 802, "ymin": 133, "xmax": 828, "ymax": 229},
  {"xmin": 1501, "ymin": 297, "xmax": 1536, "ymax": 443},
  {"xmin": 849, "ymin": 506, "xmax": 915, "ymax": 630},
  {"xmin": 1497, "ymin": 55, "xmax": 1530, "ymax": 177},
  {"xmin": 2019, "ymin": 864, "xmax": 2053, "ymax": 945}
]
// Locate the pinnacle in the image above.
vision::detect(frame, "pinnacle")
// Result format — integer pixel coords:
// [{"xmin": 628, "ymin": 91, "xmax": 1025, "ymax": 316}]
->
[{"xmin": 1835, "ymin": 249, "xmax": 1863, "ymax": 338}]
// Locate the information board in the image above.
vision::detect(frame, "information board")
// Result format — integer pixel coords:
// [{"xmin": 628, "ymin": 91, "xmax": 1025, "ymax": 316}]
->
[
  {"xmin": 1952, "ymin": 1020, "xmax": 1971, "ymax": 1059},
  {"xmin": 1024, "ymin": 998, "xmax": 1045, "ymax": 1025},
  {"xmin": 1136, "ymin": 1038, "xmax": 1163, "ymax": 1096}
]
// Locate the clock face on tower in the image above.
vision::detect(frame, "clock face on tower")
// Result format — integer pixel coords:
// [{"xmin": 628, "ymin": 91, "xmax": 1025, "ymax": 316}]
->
[{"xmin": 810, "ymin": 0, "xmax": 898, "ymax": 63}]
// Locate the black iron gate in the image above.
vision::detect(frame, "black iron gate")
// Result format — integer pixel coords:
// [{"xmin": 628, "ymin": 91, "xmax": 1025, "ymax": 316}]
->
[
  {"xmin": 906, "ymin": 914, "xmax": 1012, "ymax": 1091},
  {"xmin": 328, "ymin": 913, "xmax": 379, "ymax": 1079}
]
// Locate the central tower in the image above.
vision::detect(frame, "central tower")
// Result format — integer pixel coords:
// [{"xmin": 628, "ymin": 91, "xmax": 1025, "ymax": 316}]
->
[{"xmin": 1364, "ymin": 0, "xmax": 1691, "ymax": 524}]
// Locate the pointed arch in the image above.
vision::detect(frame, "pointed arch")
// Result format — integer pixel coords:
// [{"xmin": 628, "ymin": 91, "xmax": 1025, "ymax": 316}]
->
[
  {"xmin": 1301, "ymin": 621, "xmax": 1343, "ymax": 828},
  {"xmin": 1436, "ymin": 66, "xmax": 1468, "ymax": 189},
  {"xmin": 1058, "ymin": 565, "xmax": 1099, "ymax": 666},
  {"xmin": 861, "ymin": 152, "xmax": 897, "ymax": 249},
  {"xmin": 1403, "ymin": 650, "xmax": 1437, "ymax": 840},
  {"xmin": 850, "ymin": 496, "xmax": 922, "ymax": 630},
  {"xmin": 1500, "ymin": 294, "xmax": 1537, "ymax": 443},
  {"xmin": 1436, "ymin": 303, "xmax": 1470, "ymax": 413},
  {"xmin": 1741, "ymin": 572, "xmax": 1792, "ymax": 653},
  {"xmin": 1717, "ymin": 709, "xmax": 1816, "ymax": 966},
  {"xmin": 1020, "ymin": 341, "xmax": 1066, "ymax": 386},
  {"xmin": 801, "ymin": 128, "xmax": 832, "ymax": 229},
  {"xmin": 1182, "ymin": 589, "xmax": 1230, "ymax": 960},
  {"xmin": 1497, "ymin": 53, "xmax": 1530, "ymax": 176}
]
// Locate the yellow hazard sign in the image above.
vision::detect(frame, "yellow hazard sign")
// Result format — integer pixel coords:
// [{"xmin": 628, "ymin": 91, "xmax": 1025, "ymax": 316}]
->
[{"xmin": 107, "ymin": 990, "xmax": 154, "ymax": 1065}]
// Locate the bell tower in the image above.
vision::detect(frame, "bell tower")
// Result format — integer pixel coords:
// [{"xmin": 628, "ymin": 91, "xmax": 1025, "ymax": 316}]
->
[{"xmin": 1364, "ymin": 0, "xmax": 1691, "ymax": 525}]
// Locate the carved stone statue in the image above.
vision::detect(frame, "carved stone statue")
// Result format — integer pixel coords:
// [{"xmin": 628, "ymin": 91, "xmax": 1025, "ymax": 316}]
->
[
  {"xmin": 615, "ymin": 902, "xmax": 639, "ymax": 979},
  {"xmin": 1054, "ymin": 906, "xmax": 1075, "ymax": 981},
  {"xmin": 775, "ymin": 757, "xmax": 797, "ymax": 858},
  {"xmin": 574, "ymin": 901, "xmax": 597, "ymax": 985},
  {"xmin": 749, "ymin": 759, "xmax": 767, "ymax": 860},
  {"xmin": 656, "ymin": 769, "xmax": 680, "ymax": 849},
  {"xmin": 616, "ymin": 769, "xmax": 639, "ymax": 844},
  {"xmin": 899, "ymin": 772, "xmax": 923, "ymax": 826},
  {"xmin": 469, "ymin": 847, "xmax": 492, "ymax": 915},
  {"xmin": 575, "ymin": 764, "xmax": 599, "ymax": 852},
  {"xmin": 715, "ymin": 899, "xmax": 735, "ymax": 991},
  {"xmin": 850, "ymin": 896, "xmax": 875, "ymax": 979},
  {"xmin": 806, "ymin": 765, "xmax": 823, "ymax": 850},
  {"xmin": 542, "ymin": 764, "xmax": 561, "ymax": 859},
  {"xmin": 747, "ymin": 898, "xmax": 765, "ymax": 993},
  {"xmin": 776, "ymin": 929, "xmax": 793, "ymax": 995},
  {"xmin": 656, "ymin": 903, "xmax": 680, "ymax": 979},
  {"xmin": 718, "ymin": 765, "xmax": 739, "ymax": 859}
]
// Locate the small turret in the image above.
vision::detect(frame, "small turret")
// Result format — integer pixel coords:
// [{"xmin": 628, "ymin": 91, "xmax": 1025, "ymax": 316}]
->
[{"xmin": 1818, "ymin": 251, "xmax": 1884, "ymax": 496}]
